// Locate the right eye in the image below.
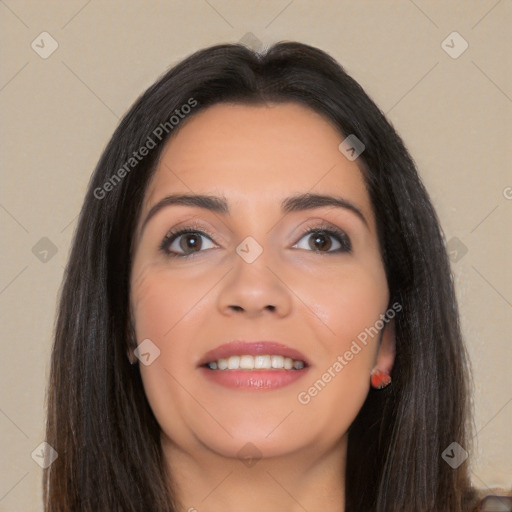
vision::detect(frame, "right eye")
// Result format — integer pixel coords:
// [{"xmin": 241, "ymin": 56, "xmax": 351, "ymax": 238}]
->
[{"xmin": 159, "ymin": 228, "xmax": 217, "ymax": 258}]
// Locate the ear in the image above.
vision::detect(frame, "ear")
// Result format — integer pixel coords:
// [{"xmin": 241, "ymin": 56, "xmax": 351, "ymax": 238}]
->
[{"xmin": 373, "ymin": 316, "xmax": 396, "ymax": 374}]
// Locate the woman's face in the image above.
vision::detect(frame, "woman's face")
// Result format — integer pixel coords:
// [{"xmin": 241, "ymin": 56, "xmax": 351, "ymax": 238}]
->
[{"xmin": 129, "ymin": 102, "xmax": 395, "ymax": 462}]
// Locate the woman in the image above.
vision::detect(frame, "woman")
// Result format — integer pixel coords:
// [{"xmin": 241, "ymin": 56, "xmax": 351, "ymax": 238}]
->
[{"xmin": 43, "ymin": 41, "xmax": 479, "ymax": 511}]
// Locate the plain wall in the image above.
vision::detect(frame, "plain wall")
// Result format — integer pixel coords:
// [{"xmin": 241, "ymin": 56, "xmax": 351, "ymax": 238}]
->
[{"xmin": 0, "ymin": 1, "xmax": 511, "ymax": 510}]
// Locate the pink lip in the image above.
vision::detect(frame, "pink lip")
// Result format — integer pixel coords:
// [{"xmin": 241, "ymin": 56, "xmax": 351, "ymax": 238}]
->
[
  {"xmin": 199, "ymin": 367, "xmax": 310, "ymax": 390},
  {"xmin": 197, "ymin": 341, "xmax": 310, "ymax": 368}
]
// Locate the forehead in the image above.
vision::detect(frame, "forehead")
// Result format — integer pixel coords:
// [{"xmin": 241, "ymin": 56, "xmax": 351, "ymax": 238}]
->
[{"xmin": 142, "ymin": 102, "xmax": 373, "ymax": 226}]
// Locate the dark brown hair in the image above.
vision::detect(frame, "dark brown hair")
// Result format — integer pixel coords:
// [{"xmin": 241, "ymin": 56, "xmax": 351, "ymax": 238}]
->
[{"xmin": 44, "ymin": 41, "xmax": 478, "ymax": 511}]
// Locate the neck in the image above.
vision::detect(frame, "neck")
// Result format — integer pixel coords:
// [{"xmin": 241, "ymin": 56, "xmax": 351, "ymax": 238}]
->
[{"xmin": 161, "ymin": 434, "xmax": 347, "ymax": 512}]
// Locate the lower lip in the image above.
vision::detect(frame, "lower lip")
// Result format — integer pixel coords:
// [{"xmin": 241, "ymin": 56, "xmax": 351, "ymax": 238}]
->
[{"xmin": 199, "ymin": 366, "xmax": 310, "ymax": 390}]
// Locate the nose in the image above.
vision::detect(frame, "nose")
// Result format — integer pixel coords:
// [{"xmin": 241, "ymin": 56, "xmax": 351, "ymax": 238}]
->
[{"xmin": 216, "ymin": 251, "xmax": 293, "ymax": 319}]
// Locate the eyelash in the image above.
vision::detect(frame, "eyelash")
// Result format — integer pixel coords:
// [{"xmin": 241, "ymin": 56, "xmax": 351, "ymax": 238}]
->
[{"xmin": 159, "ymin": 221, "xmax": 352, "ymax": 259}]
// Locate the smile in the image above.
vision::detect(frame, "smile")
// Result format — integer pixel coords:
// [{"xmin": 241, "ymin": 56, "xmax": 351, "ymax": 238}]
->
[{"xmin": 204, "ymin": 355, "xmax": 306, "ymax": 370}]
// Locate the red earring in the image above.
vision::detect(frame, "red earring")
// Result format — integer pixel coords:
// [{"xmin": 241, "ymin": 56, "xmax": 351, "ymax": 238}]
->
[{"xmin": 370, "ymin": 369, "xmax": 391, "ymax": 389}]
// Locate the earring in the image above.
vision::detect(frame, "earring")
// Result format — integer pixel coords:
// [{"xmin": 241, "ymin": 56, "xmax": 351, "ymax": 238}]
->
[{"xmin": 370, "ymin": 368, "xmax": 391, "ymax": 389}]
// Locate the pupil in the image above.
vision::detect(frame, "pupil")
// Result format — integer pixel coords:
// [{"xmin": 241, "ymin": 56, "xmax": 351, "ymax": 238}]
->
[
  {"xmin": 182, "ymin": 234, "xmax": 200, "ymax": 251},
  {"xmin": 311, "ymin": 232, "xmax": 331, "ymax": 251}
]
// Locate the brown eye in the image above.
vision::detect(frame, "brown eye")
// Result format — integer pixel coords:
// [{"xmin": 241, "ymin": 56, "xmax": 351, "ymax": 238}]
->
[
  {"xmin": 293, "ymin": 227, "xmax": 352, "ymax": 254},
  {"xmin": 160, "ymin": 229, "xmax": 217, "ymax": 257}
]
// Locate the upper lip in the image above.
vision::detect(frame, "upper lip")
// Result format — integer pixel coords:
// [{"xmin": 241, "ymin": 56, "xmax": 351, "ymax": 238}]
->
[{"xmin": 197, "ymin": 341, "xmax": 310, "ymax": 367}]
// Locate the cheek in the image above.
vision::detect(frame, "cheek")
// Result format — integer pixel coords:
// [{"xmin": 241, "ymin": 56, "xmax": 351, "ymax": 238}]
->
[
  {"xmin": 130, "ymin": 266, "xmax": 210, "ymax": 441},
  {"xmin": 130, "ymin": 266, "xmax": 207, "ymax": 390},
  {"xmin": 296, "ymin": 258, "xmax": 388, "ymax": 356},
  {"xmin": 292, "ymin": 264, "xmax": 388, "ymax": 435},
  {"xmin": 131, "ymin": 262, "xmax": 208, "ymax": 341},
  {"xmin": 130, "ymin": 262, "xmax": 189, "ymax": 363}
]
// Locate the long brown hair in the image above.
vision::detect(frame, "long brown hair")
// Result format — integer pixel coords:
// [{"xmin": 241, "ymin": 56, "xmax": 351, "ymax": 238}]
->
[{"xmin": 44, "ymin": 41, "xmax": 478, "ymax": 511}]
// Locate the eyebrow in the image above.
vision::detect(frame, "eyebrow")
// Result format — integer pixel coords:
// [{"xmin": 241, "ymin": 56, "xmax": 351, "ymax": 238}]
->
[{"xmin": 139, "ymin": 192, "xmax": 369, "ymax": 235}]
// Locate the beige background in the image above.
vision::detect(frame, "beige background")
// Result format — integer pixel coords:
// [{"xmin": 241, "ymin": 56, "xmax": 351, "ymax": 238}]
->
[{"xmin": 1, "ymin": 1, "xmax": 511, "ymax": 510}]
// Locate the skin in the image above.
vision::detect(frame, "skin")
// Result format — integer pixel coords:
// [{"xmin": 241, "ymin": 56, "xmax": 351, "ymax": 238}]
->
[{"xmin": 129, "ymin": 102, "xmax": 395, "ymax": 512}]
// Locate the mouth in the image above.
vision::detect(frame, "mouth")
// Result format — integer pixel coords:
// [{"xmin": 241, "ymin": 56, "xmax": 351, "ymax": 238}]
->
[
  {"xmin": 198, "ymin": 341, "xmax": 310, "ymax": 369},
  {"xmin": 198, "ymin": 341, "xmax": 310, "ymax": 390}
]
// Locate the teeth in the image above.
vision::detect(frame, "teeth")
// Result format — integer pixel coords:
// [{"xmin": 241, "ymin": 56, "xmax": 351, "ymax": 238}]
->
[
  {"xmin": 227, "ymin": 355, "xmax": 240, "ymax": 369},
  {"xmin": 254, "ymin": 355, "xmax": 271, "ymax": 369},
  {"xmin": 239, "ymin": 355, "xmax": 254, "ymax": 369},
  {"xmin": 271, "ymin": 355, "xmax": 284, "ymax": 368},
  {"xmin": 206, "ymin": 355, "xmax": 305, "ymax": 370}
]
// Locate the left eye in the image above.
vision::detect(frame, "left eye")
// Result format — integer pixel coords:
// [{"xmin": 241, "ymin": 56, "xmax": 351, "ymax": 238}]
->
[{"xmin": 293, "ymin": 228, "xmax": 351, "ymax": 253}]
